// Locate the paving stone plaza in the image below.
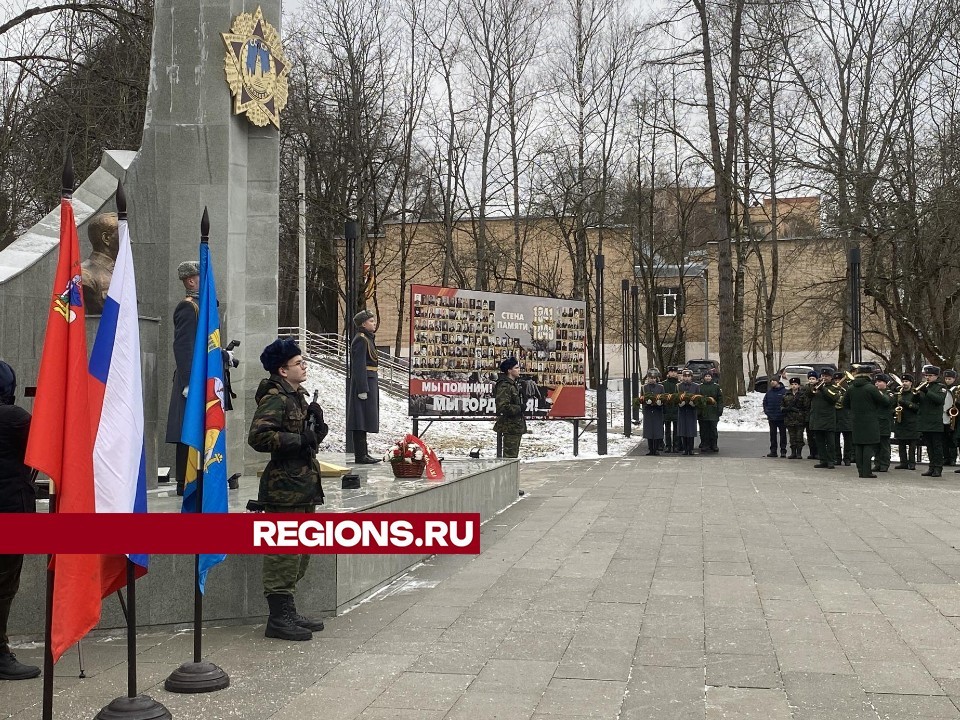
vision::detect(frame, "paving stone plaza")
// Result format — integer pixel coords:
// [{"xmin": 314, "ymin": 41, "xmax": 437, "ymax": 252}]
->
[{"xmin": 7, "ymin": 453, "xmax": 960, "ymax": 719}]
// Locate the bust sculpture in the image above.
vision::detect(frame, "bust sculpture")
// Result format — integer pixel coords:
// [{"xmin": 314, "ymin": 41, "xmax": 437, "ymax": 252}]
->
[{"xmin": 80, "ymin": 212, "xmax": 119, "ymax": 315}]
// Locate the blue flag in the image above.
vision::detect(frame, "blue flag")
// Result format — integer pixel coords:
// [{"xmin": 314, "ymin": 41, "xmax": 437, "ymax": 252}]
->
[{"xmin": 180, "ymin": 240, "xmax": 228, "ymax": 592}]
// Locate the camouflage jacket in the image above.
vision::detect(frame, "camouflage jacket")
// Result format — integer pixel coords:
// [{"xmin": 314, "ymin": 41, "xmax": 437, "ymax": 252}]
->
[
  {"xmin": 248, "ymin": 375, "xmax": 323, "ymax": 507},
  {"xmin": 493, "ymin": 373, "xmax": 527, "ymax": 435}
]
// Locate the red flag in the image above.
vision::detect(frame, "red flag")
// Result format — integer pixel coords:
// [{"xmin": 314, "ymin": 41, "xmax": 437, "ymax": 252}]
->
[
  {"xmin": 404, "ymin": 434, "xmax": 445, "ymax": 480},
  {"xmin": 24, "ymin": 197, "xmax": 102, "ymax": 663}
]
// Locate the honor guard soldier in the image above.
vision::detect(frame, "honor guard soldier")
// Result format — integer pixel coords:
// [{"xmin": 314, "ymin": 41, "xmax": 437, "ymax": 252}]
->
[
  {"xmin": 639, "ymin": 368, "xmax": 665, "ymax": 456},
  {"xmin": 810, "ymin": 368, "xmax": 839, "ymax": 469},
  {"xmin": 917, "ymin": 365, "xmax": 948, "ymax": 477},
  {"xmin": 675, "ymin": 369, "xmax": 700, "ymax": 455},
  {"xmin": 842, "ymin": 364, "xmax": 886, "ymax": 478},
  {"xmin": 698, "ymin": 371, "xmax": 723, "ymax": 453},
  {"xmin": 662, "ymin": 367, "xmax": 680, "ymax": 452},
  {"xmin": 872, "ymin": 374, "xmax": 895, "ymax": 473},
  {"xmin": 494, "ymin": 357, "xmax": 527, "ymax": 458},
  {"xmin": 894, "ymin": 374, "xmax": 921, "ymax": 470}
]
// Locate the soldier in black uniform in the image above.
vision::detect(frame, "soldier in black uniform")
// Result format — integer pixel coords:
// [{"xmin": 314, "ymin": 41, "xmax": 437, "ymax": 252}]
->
[
  {"xmin": 248, "ymin": 339, "xmax": 326, "ymax": 641},
  {"xmin": 894, "ymin": 374, "xmax": 921, "ymax": 470},
  {"xmin": 675, "ymin": 369, "xmax": 700, "ymax": 456},
  {"xmin": 918, "ymin": 365, "xmax": 948, "ymax": 478},
  {"xmin": 872, "ymin": 374, "xmax": 895, "ymax": 472},
  {"xmin": 165, "ymin": 260, "xmax": 200, "ymax": 495},
  {"xmin": 944, "ymin": 370, "xmax": 958, "ymax": 466},
  {"xmin": 803, "ymin": 371, "xmax": 819, "ymax": 459},
  {"xmin": 810, "ymin": 369, "xmax": 839, "ymax": 469},
  {"xmin": 833, "ymin": 372, "xmax": 853, "ymax": 466},
  {"xmin": 0, "ymin": 362, "xmax": 41, "ymax": 680}
]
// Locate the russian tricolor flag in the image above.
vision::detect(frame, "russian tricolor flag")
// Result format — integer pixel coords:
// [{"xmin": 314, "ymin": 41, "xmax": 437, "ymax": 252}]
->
[{"xmin": 88, "ymin": 211, "xmax": 148, "ymax": 596}]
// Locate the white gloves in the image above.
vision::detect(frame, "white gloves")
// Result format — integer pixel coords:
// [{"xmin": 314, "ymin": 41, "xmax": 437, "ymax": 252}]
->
[
  {"xmin": 182, "ymin": 387, "xmax": 189, "ymax": 398},
  {"xmin": 358, "ymin": 392, "xmax": 368, "ymax": 400}
]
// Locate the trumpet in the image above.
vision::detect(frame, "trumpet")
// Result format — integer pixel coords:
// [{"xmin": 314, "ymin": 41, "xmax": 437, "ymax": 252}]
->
[
  {"xmin": 951, "ymin": 405, "xmax": 959, "ymax": 431},
  {"xmin": 895, "ymin": 404, "xmax": 903, "ymax": 424},
  {"xmin": 916, "ymin": 380, "xmax": 929, "ymax": 392}
]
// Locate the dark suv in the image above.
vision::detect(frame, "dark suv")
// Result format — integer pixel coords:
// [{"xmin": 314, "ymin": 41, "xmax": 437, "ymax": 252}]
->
[{"xmin": 685, "ymin": 359, "xmax": 720, "ymax": 382}]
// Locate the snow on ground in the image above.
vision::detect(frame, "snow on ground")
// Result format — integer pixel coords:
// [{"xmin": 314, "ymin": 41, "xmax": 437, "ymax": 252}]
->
[{"xmin": 302, "ymin": 361, "xmax": 769, "ymax": 462}]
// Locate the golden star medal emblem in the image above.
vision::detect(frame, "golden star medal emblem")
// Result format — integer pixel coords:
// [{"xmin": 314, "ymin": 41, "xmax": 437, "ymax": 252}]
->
[{"xmin": 221, "ymin": 6, "xmax": 289, "ymax": 129}]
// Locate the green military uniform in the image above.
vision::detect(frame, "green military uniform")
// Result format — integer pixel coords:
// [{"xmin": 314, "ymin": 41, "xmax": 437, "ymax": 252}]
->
[
  {"xmin": 697, "ymin": 377, "xmax": 723, "ymax": 452},
  {"xmin": 248, "ymin": 375, "xmax": 324, "ymax": 596},
  {"xmin": 944, "ymin": 376, "xmax": 959, "ymax": 466},
  {"xmin": 662, "ymin": 374, "xmax": 680, "ymax": 452},
  {"xmin": 809, "ymin": 377, "xmax": 839, "ymax": 468},
  {"xmin": 918, "ymin": 369, "xmax": 949, "ymax": 477},
  {"xmin": 873, "ymin": 384, "xmax": 895, "ymax": 472},
  {"xmin": 842, "ymin": 374, "xmax": 885, "ymax": 478},
  {"xmin": 782, "ymin": 385, "xmax": 810, "ymax": 458},
  {"xmin": 803, "ymin": 379, "xmax": 820, "ymax": 459},
  {"xmin": 894, "ymin": 387, "xmax": 921, "ymax": 469},
  {"xmin": 493, "ymin": 372, "xmax": 527, "ymax": 458}
]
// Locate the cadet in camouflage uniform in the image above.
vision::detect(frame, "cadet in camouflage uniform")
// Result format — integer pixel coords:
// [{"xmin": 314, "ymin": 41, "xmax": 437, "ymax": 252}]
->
[
  {"xmin": 872, "ymin": 374, "xmax": 895, "ymax": 472},
  {"xmin": 894, "ymin": 374, "xmax": 921, "ymax": 470},
  {"xmin": 248, "ymin": 338, "xmax": 326, "ymax": 641},
  {"xmin": 493, "ymin": 356, "xmax": 527, "ymax": 458},
  {"xmin": 782, "ymin": 377, "xmax": 810, "ymax": 459}
]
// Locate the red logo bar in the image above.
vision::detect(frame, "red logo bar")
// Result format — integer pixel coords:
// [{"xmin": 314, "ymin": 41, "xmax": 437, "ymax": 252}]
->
[{"xmin": 0, "ymin": 513, "xmax": 481, "ymax": 554}]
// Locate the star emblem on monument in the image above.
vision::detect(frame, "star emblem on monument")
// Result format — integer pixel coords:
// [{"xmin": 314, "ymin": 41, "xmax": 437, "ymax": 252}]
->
[{"xmin": 221, "ymin": 6, "xmax": 289, "ymax": 129}]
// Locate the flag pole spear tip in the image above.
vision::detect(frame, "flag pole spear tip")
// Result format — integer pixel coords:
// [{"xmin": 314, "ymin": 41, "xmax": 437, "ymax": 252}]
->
[
  {"xmin": 201, "ymin": 207, "xmax": 210, "ymax": 244},
  {"xmin": 115, "ymin": 180, "xmax": 128, "ymax": 220},
  {"xmin": 62, "ymin": 149, "xmax": 74, "ymax": 199}
]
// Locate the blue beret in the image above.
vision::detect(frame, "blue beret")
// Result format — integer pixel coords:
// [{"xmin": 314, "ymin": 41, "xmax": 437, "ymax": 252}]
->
[{"xmin": 260, "ymin": 338, "xmax": 302, "ymax": 373}]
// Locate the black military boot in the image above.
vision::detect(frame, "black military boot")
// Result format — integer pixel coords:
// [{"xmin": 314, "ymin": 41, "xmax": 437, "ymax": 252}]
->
[
  {"xmin": 908, "ymin": 446, "xmax": 916, "ymax": 470},
  {"xmin": 0, "ymin": 652, "xmax": 41, "ymax": 680},
  {"xmin": 265, "ymin": 594, "xmax": 312, "ymax": 641},
  {"xmin": 287, "ymin": 596, "xmax": 324, "ymax": 632}
]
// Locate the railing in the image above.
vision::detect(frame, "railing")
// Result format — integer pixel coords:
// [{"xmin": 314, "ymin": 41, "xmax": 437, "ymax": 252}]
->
[{"xmin": 277, "ymin": 326, "xmax": 409, "ymax": 397}]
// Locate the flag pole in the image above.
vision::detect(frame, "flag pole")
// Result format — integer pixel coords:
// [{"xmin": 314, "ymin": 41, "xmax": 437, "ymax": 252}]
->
[
  {"xmin": 94, "ymin": 181, "xmax": 170, "ymax": 720},
  {"xmin": 40, "ymin": 150, "xmax": 74, "ymax": 720},
  {"xmin": 164, "ymin": 207, "xmax": 229, "ymax": 694}
]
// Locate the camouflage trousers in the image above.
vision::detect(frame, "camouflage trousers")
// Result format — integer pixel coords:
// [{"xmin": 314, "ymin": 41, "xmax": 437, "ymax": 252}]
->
[
  {"xmin": 262, "ymin": 504, "xmax": 314, "ymax": 596},
  {"xmin": 787, "ymin": 425, "xmax": 806, "ymax": 448},
  {"xmin": 500, "ymin": 433, "xmax": 523, "ymax": 459}
]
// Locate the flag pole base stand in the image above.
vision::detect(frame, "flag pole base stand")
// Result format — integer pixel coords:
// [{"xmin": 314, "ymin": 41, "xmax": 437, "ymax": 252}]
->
[
  {"xmin": 164, "ymin": 661, "xmax": 229, "ymax": 694},
  {"xmin": 94, "ymin": 694, "xmax": 171, "ymax": 720}
]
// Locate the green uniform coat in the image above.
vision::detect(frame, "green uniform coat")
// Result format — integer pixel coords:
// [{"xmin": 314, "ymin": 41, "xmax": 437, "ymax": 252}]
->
[
  {"xmin": 698, "ymin": 379, "xmax": 723, "ymax": 421},
  {"xmin": 893, "ymin": 389, "xmax": 921, "ymax": 440},
  {"xmin": 917, "ymin": 381, "xmax": 949, "ymax": 433},
  {"xmin": 876, "ymin": 389, "xmax": 895, "ymax": 436},
  {"xmin": 842, "ymin": 376, "xmax": 884, "ymax": 445},
  {"xmin": 662, "ymin": 378, "xmax": 679, "ymax": 420},
  {"xmin": 809, "ymin": 383, "xmax": 839, "ymax": 432}
]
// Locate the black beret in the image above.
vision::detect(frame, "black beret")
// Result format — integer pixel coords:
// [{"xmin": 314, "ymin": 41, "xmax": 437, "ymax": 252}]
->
[
  {"xmin": 923, "ymin": 365, "xmax": 941, "ymax": 376},
  {"xmin": 260, "ymin": 338, "xmax": 302, "ymax": 373},
  {"xmin": 0, "ymin": 360, "xmax": 15, "ymax": 402},
  {"xmin": 499, "ymin": 356, "xmax": 519, "ymax": 373}
]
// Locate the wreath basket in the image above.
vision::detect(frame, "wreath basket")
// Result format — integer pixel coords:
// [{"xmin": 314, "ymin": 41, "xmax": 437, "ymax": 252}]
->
[{"xmin": 391, "ymin": 459, "xmax": 426, "ymax": 478}]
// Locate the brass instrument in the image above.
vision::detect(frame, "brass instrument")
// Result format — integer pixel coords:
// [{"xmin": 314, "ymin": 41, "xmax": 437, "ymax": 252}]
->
[
  {"xmin": 895, "ymin": 404, "xmax": 903, "ymax": 424},
  {"xmin": 915, "ymin": 380, "xmax": 929, "ymax": 392},
  {"xmin": 950, "ymin": 405, "xmax": 958, "ymax": 431},
  {"xmin": 889, "ymin": 372, "xmax": 902, "ymax": 388}
]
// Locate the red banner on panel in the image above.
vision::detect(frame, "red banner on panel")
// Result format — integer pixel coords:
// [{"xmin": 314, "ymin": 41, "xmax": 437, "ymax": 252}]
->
[{"xmin": 0, "ymin": 513, "xmax": 481, "ymax": 555}]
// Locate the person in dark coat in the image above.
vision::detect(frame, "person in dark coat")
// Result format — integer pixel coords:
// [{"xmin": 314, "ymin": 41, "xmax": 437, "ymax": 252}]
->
[
  {"xmin": 0, "ymin": 361, "xmax": 41, "ymax": 680},
  {"xmin": 165, "ymin": 260, "xmax": 200, "ymax": 495},
  {"xmin": 917, "ymin": 365, "xmax": 949, "ymax": 477},
  {"xmin": 872, "ymin": 374, "xmax": 895, "ymax": 472},
  {"xmin": 675, "ymin": 369, "xmax": 700, "ymax": 455},
  {"xmin": 698, "ymin": 371, "xmax": 723, "ymax": 453},
  {"xmin": 763, "ymin": 378, "xmax": 788, "ymax": 457},
  {"xmin": 493, "ymin": 357, "xmax": 527, "ymax": 458},
  {"xmin": 944, "ymin": 370, "xmax": 959, "ymax": 466},
  {"xmin": 639, "ymin": 368, "xmax": 665, "ymax": 456},
  {"xmin": 248, "ymin": 339, "xmax": 326, "ymax": 641},
  {"xmin": 347, "ymin": 310, "xmax": 381, "ymax": 464},
  {"xmin": 662, "ymin": 367, "xmax": 680, "ymax": 452},
  {"xmin": 894, "ymin": 374, "xmax": 921, "ymax": 470},
  {"xmin": 842, "ymin": 365, "xmax": 886, "ymax": 478},
  {"xmin": 809, "ymin": 369, "xmax": 839, "ymax": 469},
  {"xmin": 782, "ymin": 377, "xmax": 810, "ymax": 459},
  {"xmin": 803, "ymin": 371, "xmax": 820, "ymax": 459}
]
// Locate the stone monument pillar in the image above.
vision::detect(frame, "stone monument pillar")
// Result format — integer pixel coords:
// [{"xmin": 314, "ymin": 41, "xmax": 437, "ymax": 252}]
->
[{"xmin": 125, "ymin": 0, "xmax": 281, "ymax": 474}]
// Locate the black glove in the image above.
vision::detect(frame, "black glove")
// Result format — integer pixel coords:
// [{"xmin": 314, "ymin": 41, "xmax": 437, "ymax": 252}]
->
[
  {"xmin": 301, "ymin": 428, "xmax": 319, "ymax": 455},
  {"xmin": 307, "ymin": 402, "xmax": 324, "ymax": 427}
]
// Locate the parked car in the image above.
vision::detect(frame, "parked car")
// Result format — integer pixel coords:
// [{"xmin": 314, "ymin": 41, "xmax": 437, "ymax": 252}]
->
[
  {"xmin": 754, "ymin": 362, "xmax": 838, "ymax": 393},
  {"xmin": 684, "ymin": 359, "xmax": 720, "ymax": 382}
]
